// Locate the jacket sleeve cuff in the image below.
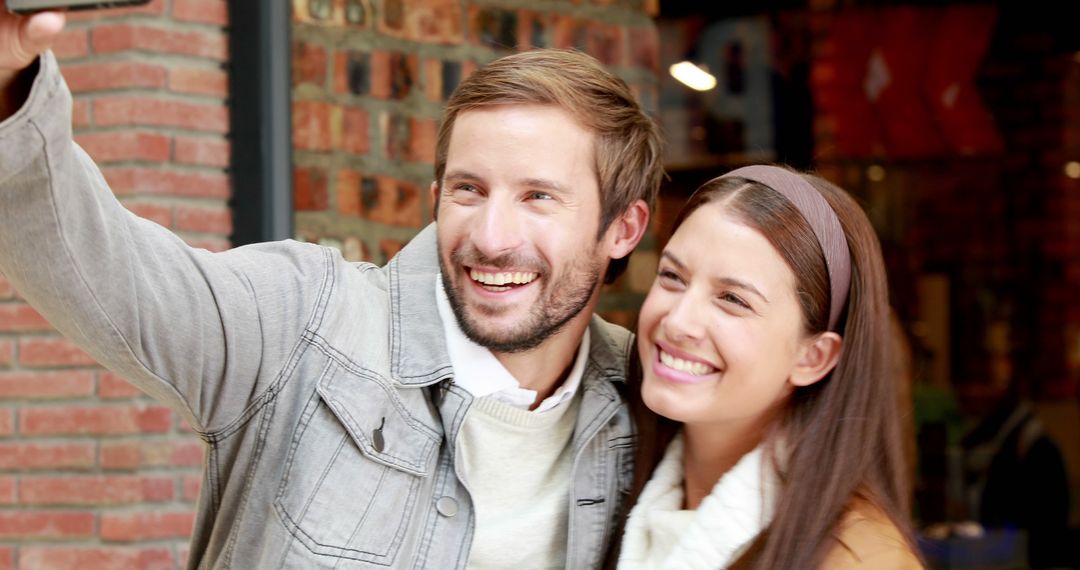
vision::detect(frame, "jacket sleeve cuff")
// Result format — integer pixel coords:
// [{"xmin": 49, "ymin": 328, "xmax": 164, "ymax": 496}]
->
[{"xmin": 0, "ymin": 51, "xmax": 72, "ymax": 182}]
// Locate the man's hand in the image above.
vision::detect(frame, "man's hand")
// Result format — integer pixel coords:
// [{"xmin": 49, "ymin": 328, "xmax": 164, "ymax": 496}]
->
[{"xmin": 0, "ymin": 1, "xmax": 65, "ymax": 119}]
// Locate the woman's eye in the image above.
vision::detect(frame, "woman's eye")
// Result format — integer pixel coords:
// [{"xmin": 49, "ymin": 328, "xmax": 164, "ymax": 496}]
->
[
  {"xmin": 657, "ymin": 269, "xmax": 682, "ymax": 284},
  {"xmin": 720, "ymin": 292, "xmax": 750, "ymax": 309}
]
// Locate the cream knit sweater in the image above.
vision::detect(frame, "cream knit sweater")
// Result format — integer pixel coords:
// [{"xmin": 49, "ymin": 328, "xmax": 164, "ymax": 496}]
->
[
  {"xmin": 458, "ymin": 393, "xmax": 581, "ymax": 569},
  {"xmin": 618, "ymin": 434, "xmax": 779, "ymax": 569}
]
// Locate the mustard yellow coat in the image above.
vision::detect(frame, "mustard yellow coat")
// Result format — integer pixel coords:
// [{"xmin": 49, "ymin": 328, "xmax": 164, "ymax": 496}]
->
[{"xmin": 821, "ymin": 500, "xmax": 924, "ymax": 569}]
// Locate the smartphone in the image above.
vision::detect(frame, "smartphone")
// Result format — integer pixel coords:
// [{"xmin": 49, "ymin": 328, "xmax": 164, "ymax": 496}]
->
[{"xmin": 7, "ymin": 0, "xmax": 152, "ymax": 15}]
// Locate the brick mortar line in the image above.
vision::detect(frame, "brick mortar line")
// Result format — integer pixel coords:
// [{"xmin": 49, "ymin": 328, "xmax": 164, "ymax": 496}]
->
[
  {"xmin": 70, "ymin": 92, "xmax": 229, "ymax": 107},
  {"xmin": 0, "ymin": 370, "xmax": 102, "ymax": 376},
  {"xmin": 63, "ymin": 158, "xmax": 230, "ymax": 174},
  {"xmin": 0, "ymin": 439, "xmax": 200, "ymax": 447},
  {"xmin": 62, "ymin": 49, "xmax": 228, "ymax": 67},
  {"xmin": 0, "ymin": 332, "xmax": 98, "ymax": 339},
  {"xmin": 0, "ymin": 537, "xmax": 197, "ymax": 545},
  {"xmin": 63, "ymin": 17, "xmax": 229, "ymax": 34},
  {"xmin": 75, "ymin": 119, "xmax": 230, "ymax": 136},
  {"xmin": 0, "ymin": 504, "xmax": 197, "ymax": 511},
  {"xmin": 0, "ymin": 546, "xmax": 192, "ymax": 561},
  {"xmin": 71, "ymin": 161, "xmax": 232, "ymax": 176},
  {"xmin": 1, "ymin": 467, "xmax": 203, "ymax": 475},
  {"xmin": 0, "ymin": 426, "xmax": 185, "ymax": 435},
  {"xmin": 0, "ymin": 434, "xmax": 202, "ymax": 443},
  {"xmin": 74, "ymin": 161, "xmax": 231, "ymax": 178},
  {"xmin": 72, "ymin": 125, "xmax": 230, "ymax": 136},
  {"xmin": 0, "ymin": 399, "xmax": 174, "ymax": 408},
  {"xmin": 73, "ymin": 128, "xmax": 232, "ymax": 141},
  {"xmin": 0, "ymin": 478, "xmax": 202, "ymax": 486},
  {"xmin": 69, "ymin": 89, "xmax": 229, "ymax": 106},
  {"xmin": 57, "ymin": 51, "xmax": 229, "ymax": 69}
]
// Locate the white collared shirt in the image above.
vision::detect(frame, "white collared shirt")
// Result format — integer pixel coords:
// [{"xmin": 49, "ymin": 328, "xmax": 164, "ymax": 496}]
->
[{"xmin": 435, "ymin": 274, "xmax": 588, "ymax": 412}]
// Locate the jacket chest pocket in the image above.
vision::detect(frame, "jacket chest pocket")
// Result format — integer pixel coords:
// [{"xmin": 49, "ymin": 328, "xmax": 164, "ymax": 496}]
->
[{"xmin": 274, "ymin": 359, "xmax": 440, "ymax": 566}]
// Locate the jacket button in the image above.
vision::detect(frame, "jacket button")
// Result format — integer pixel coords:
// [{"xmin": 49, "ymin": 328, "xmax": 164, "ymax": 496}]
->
[{"xmin": 435, "ymin": 496, "xmax": 459, "ymax": 517}]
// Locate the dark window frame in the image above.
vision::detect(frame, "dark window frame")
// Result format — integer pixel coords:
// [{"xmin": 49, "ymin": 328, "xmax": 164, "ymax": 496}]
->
[{"xmin": 227, "ymin": 1, "xmax": 293, "ymax": 245}]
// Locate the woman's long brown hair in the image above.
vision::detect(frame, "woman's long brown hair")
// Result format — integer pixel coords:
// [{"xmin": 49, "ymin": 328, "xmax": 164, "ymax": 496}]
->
[{"xmin": 607, "ymin": 171, "xmax": 918, "ymax": 568}]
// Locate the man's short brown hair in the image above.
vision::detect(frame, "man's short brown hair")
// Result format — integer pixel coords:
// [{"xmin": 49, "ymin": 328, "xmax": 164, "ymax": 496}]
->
[{"xmin": 434, "ymin": 49, "xmax": 664, "ymax": 283}]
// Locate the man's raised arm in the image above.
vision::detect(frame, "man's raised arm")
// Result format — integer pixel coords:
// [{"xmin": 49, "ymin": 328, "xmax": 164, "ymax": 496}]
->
[{"xmin": 0, "ymin": 2, "xmax": 329, "ymax": 433}]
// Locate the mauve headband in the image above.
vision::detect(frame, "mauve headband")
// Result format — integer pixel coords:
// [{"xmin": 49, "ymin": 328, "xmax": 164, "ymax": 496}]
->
[{"xmin": 720, "ymin": 165, "xmax": 852, "ymax": 332}]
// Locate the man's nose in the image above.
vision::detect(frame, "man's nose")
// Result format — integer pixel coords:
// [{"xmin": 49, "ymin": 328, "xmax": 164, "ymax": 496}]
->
[{"xmin": 471, "ymin": 197, "xmax": 525, "ymax": 259}]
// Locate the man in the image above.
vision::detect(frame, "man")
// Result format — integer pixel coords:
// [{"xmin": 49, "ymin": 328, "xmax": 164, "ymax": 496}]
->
[{"xmin": 0, "ymin": 6, "xmax": 663, "ymax": 569}]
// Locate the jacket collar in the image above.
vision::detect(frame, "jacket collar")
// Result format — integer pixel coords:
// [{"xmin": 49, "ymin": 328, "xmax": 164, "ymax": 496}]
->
[{"xmin": 387, "ymin": 223, "xmax": 454, "ymax": 386}]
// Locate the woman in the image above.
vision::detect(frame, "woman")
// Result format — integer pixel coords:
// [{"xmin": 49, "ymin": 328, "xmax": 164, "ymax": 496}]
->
[{"xmin": 614, "ymin": 165, "xmax": 923, "ymax": 568}]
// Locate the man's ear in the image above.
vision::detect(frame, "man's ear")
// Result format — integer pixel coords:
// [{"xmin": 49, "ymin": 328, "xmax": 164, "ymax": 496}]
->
[
  {"xmin": 789, "ymin": 332, "xmax": 843, "ymax": 387},
  {"xmin": 429, "ymin": 181, "xmax": 440, "ymax": 221},
  {"xmin": 605, "ymin": 199, "xmax": 650, "ymax": 259}
]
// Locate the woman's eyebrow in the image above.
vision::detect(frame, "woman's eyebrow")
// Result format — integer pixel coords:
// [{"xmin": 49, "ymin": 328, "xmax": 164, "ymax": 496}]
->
[{"xmin": 661, "ymin": 251, "xmax": 769, "ymax": 303}]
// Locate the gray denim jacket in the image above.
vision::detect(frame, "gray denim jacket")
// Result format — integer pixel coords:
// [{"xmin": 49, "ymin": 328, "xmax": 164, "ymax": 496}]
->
[{"xmin": 0, "ymin": 52, "xmax": 636, "ymax": 569}]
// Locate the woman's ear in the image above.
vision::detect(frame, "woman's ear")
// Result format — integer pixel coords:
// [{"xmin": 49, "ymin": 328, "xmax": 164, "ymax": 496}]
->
[{"xmin": 789, "ymin": 332, "xmax": 843, "ymax": 387}]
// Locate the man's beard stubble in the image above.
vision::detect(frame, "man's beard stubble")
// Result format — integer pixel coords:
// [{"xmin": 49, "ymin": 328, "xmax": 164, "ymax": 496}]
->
[{"xmin": 439, "ymin": 244, "xmax": 602, "ymax": 354}]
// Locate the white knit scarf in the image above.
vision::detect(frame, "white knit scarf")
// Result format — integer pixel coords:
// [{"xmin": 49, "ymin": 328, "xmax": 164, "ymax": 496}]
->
[{"xmin": 617, "ymin": 433, "xmax": 780, "ymax": 569}]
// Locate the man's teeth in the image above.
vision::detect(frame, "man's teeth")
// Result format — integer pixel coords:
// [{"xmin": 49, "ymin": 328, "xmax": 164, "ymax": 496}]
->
[
  {"xmin": 659, "ymin": 350, "xmax": 716, "ymax": 376},
  {"xmin": 470, "ymin": 270, "xmax": 538, "ymax": 286}
]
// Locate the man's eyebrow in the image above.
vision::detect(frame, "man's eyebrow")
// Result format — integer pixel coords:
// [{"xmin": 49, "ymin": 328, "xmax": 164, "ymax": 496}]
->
[
  {"xmin": 520, "ymin": 178, "xmax": 570, "ymax": 194},
  {"xmin": 660, "ymin": 251, "xmax": 769, "ymax": 303},
  {"xmin": 443, "ymin": 170, "xmax": 484, "ymax": 183},
  {"xmin": 443, "ymin": 171, "xmax": 570, "ymax": 195}
]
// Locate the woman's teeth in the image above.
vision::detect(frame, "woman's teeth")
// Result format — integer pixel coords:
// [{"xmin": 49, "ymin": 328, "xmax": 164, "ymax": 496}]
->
[{"xmin": 659, "ymin": 350, "xmax": 716, "ymax": 376}]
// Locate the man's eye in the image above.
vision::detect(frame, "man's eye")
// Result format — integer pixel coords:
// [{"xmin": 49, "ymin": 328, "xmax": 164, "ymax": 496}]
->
[{"xmin": 527, "ymin": 191, "xmax": 552, "ymax": 201}]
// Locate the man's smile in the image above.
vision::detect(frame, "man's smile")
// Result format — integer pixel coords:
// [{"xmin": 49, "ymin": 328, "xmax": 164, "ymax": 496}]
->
[{"xmin": 469, "ymin": 269, "xmax": 540, "ymax": 291}]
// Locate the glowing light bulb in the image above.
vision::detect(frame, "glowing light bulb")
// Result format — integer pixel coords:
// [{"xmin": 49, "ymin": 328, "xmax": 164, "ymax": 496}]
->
[
  {"xmin": 1065, "ymin": 161, "xmax": 1080, "ymax": 179},
  {"xmin": 669, "ymin": 61, "xmax": 717, "ymax": 91}
]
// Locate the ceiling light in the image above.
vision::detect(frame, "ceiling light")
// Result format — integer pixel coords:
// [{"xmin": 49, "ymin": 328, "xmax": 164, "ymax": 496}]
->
[{"xmin": 669, "ymin": 61, "xmax": 716, "ymax": 91}]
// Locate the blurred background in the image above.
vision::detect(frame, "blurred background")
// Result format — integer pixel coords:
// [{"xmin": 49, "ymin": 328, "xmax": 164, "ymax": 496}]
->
[{"xmin": 0, "ymin": 0, "xmax": 1076, "ymax": 568}]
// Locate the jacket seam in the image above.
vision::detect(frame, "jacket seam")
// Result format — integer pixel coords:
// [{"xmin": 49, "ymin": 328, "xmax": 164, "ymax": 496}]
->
[
  {"xmin": 221, "ymin": 395, "xmax": 279, "ymax": 568},
  {"xmin": 202, "ymin": 247, "xmax": 336, "ymax": 441}
]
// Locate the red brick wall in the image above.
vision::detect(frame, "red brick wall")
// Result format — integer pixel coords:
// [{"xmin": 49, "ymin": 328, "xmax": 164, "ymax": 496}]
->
[
  {"xmin": 289, "ymin": 0, "xmax": 662, "ymax": 327},
  {"xmin": 0, "ymin": 1, "xmax": 228, "ymax": 567}
]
